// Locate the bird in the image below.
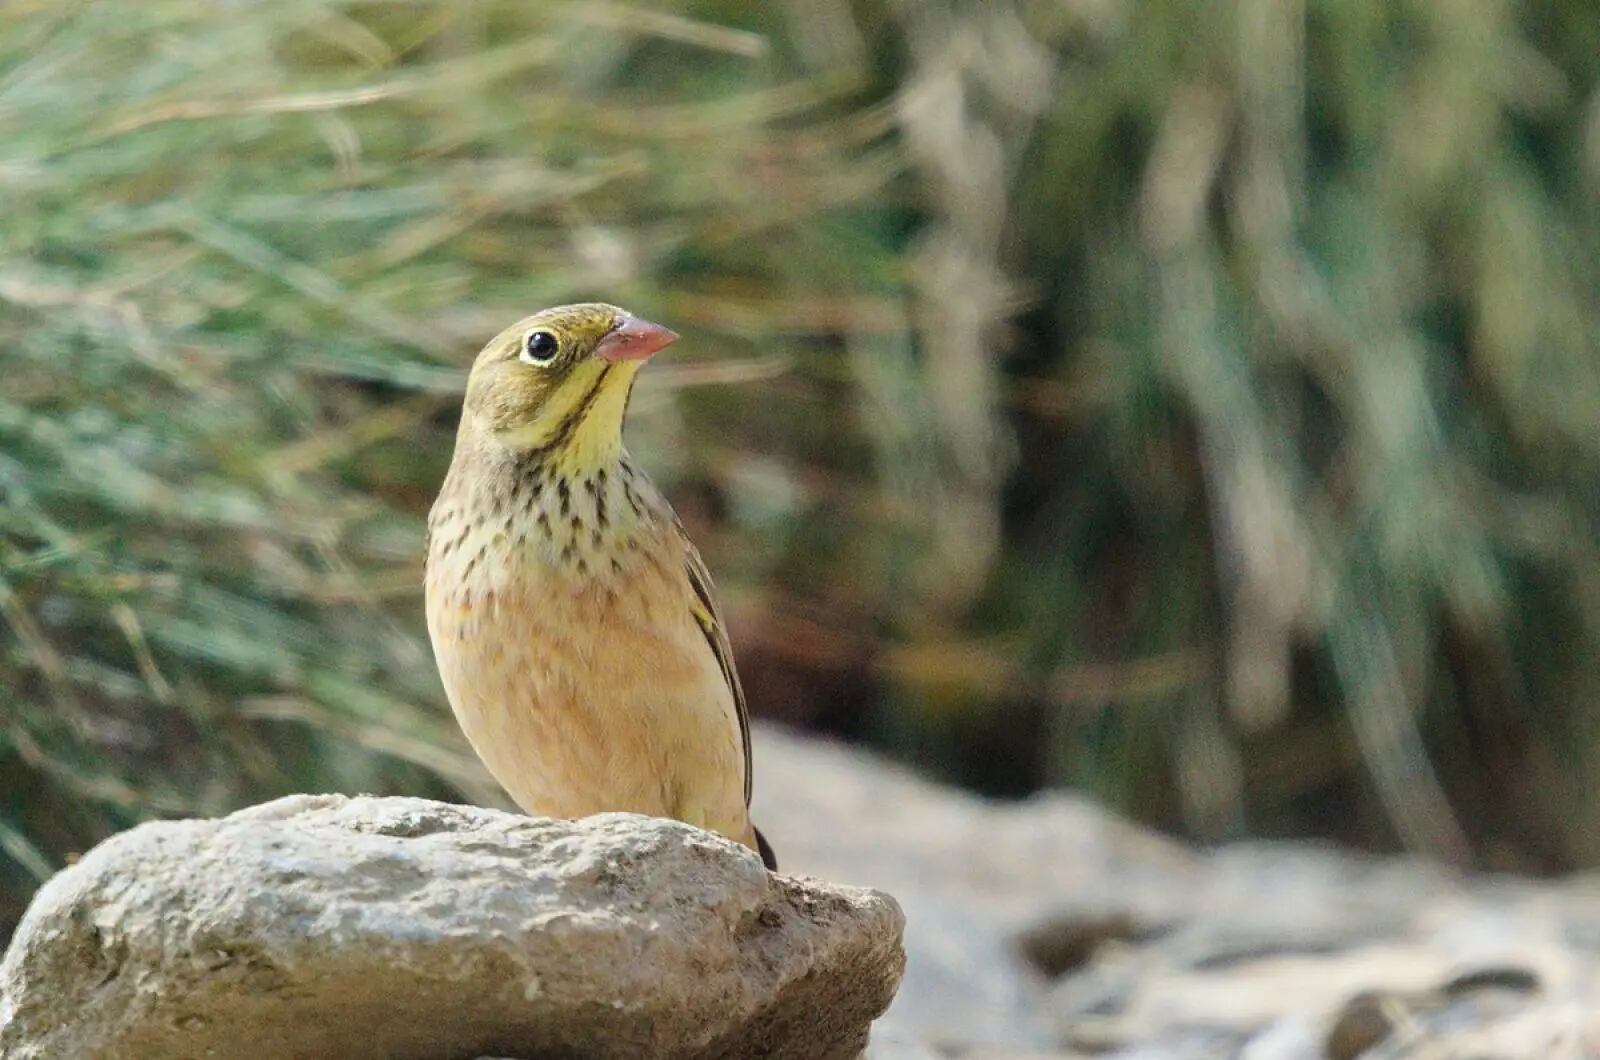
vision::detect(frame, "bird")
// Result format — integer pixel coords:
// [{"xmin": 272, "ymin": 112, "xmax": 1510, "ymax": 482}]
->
[{"xmin": 424, "ymin": 302, "xmax": 776, "ymax": 870}]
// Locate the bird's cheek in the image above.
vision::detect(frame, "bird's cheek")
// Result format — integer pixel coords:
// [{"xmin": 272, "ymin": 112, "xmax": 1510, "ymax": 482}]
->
[{"xmin": 482, "ymin": 382, "xmax": 552, "ymax": 438}]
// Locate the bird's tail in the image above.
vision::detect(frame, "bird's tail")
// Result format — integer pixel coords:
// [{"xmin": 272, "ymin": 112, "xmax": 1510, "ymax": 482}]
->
[{"xmin": 754, "ymin": 826, "xmax": 778, "ymax": 871}]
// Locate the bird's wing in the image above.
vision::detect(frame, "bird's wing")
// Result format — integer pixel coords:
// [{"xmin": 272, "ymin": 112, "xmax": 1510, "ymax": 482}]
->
[{"xmin": 681, "ymin": 535, "xmax": 753, "ymax": 806}]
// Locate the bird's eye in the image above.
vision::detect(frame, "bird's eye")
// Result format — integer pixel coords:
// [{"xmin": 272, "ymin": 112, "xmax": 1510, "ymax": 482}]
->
[{"xmin": 521, "ymin": 331, "xmax": 559, "ymax": 364}]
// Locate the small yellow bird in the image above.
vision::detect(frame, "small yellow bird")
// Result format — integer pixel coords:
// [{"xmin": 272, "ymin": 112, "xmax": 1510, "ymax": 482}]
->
[{"xmin": 425, "ymin": 303, "xmax": 775, "ymax": 869}]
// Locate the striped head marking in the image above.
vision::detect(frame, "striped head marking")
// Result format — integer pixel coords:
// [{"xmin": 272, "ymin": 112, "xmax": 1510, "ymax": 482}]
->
[{"xmin": 463, "ymin": 303, "xmax": 678, "ymax": 464}]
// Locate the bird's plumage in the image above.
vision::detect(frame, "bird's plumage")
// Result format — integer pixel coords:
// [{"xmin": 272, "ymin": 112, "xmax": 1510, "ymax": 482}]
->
[{"xmin": 425, "ymin": 304, "xmax": 773, "ymax": 867}]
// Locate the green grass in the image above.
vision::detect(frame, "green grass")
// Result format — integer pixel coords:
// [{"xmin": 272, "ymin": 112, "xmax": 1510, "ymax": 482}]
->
[{"xmin": 2, "ymin": 0, "xmax": 1598, "ymax": 935}]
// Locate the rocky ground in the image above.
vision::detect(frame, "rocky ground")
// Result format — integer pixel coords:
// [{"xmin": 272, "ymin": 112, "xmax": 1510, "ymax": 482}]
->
[
  {"xmin": 4, "ymin": 724, "xmax": 1599, "ymax": 1058},
  {"xmin": 750, "ymin": 726, "xmax": 1600, "ymax": 1058}
]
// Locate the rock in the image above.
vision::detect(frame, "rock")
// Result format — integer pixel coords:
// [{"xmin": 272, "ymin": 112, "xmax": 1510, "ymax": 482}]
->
[
  {"xmin": 0, "ymin": 795, "xmax": 904, "ymax": 1060},
  {"xmin": 9, "ymin": 723, "xmax": 1599, "ymax": 1059},
  {"xmin": 751, "ymin": 724, "xmax": 1191, "ymax": 1054},
  {"xmin": 748, "ymin": 725, "xmax": 1600, "ymax": 1059}
]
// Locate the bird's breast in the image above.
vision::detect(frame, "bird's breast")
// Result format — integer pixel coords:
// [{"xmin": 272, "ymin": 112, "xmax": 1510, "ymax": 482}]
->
[
  {"xmin": 423, "ymin": 457, "xmax": 744, "ymax": 831},
  {"xmin": 424, "ymin": 464, "xmax": 695, "ymax": 696}
]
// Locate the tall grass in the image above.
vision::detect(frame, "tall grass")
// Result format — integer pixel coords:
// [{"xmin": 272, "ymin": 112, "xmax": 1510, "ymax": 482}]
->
[
  {"xmin": 2, "ymin": 0, "xmax": 1597, "ymax": 934},
  {"xmin": 0, "ymin": 0, "xmax": 901, "ymax": 932},
  {"xmin": 873, "ymin": 0, "xmax": 1600, "ymax": 869}
]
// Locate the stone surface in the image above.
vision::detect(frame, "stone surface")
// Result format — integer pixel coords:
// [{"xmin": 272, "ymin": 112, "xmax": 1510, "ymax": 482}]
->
[
  {"xmin": 0, "ymin": 795, "xmax": 904, "ymax": 1060},
  {"xmin": 749, "ymin": 725, "xmax": 1600, "ymax": 1059},
  {"xmin": 8, "ymin": 722, "xmax": 1600, "ymax": 1059}
]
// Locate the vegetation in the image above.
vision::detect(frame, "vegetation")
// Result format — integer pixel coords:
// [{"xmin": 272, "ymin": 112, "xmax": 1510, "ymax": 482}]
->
[{"xmin": 2, "ymin": 0, "xmax": 1596, "ymax": 934}]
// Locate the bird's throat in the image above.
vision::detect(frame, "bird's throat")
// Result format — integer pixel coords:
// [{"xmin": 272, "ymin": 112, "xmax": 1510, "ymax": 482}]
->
[{"xmin": 487, "ymin": 361, "xmax": 638, "ymax": 472}]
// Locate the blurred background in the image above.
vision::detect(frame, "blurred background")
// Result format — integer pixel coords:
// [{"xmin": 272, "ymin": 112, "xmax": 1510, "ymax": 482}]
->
[{"xmin": 2, "ymin": 0, "xmax": 1598, "ymax": 940}]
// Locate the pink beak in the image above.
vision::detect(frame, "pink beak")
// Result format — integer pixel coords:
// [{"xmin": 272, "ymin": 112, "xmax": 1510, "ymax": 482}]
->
[{"xmin": 594, "ymin": 314, "xmax": 679, "ymax": 363}]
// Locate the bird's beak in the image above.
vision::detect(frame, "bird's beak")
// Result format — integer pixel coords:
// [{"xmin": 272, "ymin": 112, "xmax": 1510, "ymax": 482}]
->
[{"xmin": 594, "ymin": 314, "xmax": 679, "ymax": 363}]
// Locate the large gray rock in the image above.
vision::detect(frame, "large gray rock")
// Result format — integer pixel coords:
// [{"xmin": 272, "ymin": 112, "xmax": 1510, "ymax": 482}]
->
[{"xmin": 0, "ymin": 795, "xmax": 904, "ymax": 1060}]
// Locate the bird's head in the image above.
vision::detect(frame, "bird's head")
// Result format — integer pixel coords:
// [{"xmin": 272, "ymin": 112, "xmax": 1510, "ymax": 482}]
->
[{"xmin": 461, "ymin": 302, "xmax": 677, "ymax": 465}]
